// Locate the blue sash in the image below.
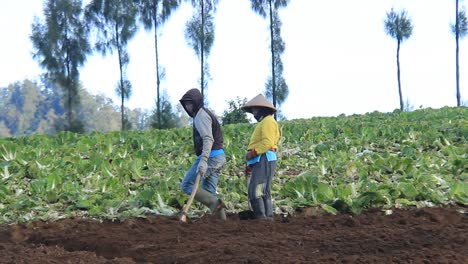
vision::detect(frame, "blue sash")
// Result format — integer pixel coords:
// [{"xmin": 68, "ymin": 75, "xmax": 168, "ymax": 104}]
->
[
  {"xmin": 198, "ymin": 148, "xmax": 224, "ymax": 158},
  {"xmin": 246, "ymin": 150, "xmax": 277, "ymax": 165}
]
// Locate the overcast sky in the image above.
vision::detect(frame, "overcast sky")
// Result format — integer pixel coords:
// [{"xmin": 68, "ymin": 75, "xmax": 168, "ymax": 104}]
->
[{"xmin": 0, "ymin": 0, "xmax": 466, "ymax": 119}]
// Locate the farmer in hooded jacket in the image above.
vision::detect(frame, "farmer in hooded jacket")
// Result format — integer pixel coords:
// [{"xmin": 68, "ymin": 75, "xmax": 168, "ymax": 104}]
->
[
  {"xmin": 242, "ymin": 94, "xmax": 279, "ymax": 220},
  {"xmin": 179, "ymin": 88, "xmax": 226, "ymax": 220}
]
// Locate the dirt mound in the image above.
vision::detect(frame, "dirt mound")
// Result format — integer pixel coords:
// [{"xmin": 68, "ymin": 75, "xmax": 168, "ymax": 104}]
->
[{"xmin": 0, "ymin": 206, "xmax": 466, "ymax": 263}]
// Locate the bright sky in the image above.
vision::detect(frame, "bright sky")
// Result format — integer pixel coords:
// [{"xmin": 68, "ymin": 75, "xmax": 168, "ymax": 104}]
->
[{"xmin": 0, "ymin": 0, "xmax": 466, "ymax": 119}]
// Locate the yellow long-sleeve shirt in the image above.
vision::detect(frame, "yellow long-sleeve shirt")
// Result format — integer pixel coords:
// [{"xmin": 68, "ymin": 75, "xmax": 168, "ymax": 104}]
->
[{"xmin": 247, "ymin": 115, "xmax": 279, "ymax": 154}]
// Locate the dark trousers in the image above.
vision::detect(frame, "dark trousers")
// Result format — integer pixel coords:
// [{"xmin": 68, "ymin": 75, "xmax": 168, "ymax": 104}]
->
[{"xmin": 248, "ymin": 155, "xmax": 276, "ymax": 219}]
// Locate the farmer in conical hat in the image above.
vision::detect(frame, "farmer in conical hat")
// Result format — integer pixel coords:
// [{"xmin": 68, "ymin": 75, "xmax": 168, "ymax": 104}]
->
[
  {"xmin": 241, "ymin": 94, "xmax": 279, "ymax": 220},
  {"xmin": 179, "ymin": 88, "xmax": 226, "ymax": 220}
]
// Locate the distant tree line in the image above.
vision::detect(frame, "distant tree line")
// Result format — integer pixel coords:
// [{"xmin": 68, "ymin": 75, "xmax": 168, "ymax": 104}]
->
[
  {"xmin": 28, "ymin": 0, "xmax": 290, "ymax": 134},
  {"xmin": 12, "ymin": 0, "xmax": 467, "ymax": 136},
  {"xmin": 0, "ymin": 78, "xmax": 249, "ymax": 137},
  {"xmin": 0, "ymin": 78, "xmax": 187, "ymax": 137}
]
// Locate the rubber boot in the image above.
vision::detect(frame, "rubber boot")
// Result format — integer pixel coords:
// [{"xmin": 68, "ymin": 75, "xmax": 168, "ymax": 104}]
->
[
  {"xmin": 213, "ymin": 199, "xmax": 227, "ymax": 221},
  {"xmin": 250, "ymin": 198, "xmax": 266, "ymax": 220},
  {"xmin": 263, "ymin": 196, "xmax": 274, "ymax": 221},
  {"xmin": 194, "ymin": 188, "xmax": 226, "ymax": 221}
]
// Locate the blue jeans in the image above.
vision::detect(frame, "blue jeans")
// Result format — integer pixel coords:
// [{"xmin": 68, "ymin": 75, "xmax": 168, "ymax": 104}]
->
[{"xmin": 180, "ymin": 153, "xmax": 226, "ymax": 196}]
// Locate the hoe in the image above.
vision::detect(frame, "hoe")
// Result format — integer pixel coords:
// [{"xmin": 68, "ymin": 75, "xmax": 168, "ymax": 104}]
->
[{"xmin": 179, "ymin": 172, "xmax": 202, "ymax": 223}]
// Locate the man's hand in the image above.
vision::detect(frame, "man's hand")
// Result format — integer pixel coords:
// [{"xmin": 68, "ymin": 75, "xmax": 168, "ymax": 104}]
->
[
  {"xmin": 245, "ymin": 149, "xmax": 257, "ymax": 161},
  {"xmin": 197, "ymin": 157, "xmax": 208, "ymax": 178},
  {"xmin": 244, "ymin": 165, "xmax": 252, "ymax": 176}
]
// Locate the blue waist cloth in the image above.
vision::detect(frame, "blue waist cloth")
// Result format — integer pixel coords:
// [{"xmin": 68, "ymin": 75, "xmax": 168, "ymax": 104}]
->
[
  {"xmin": 198, "ymin": 148, "xmax": 224, "ymax": 159},
  {"xmin": 246, "ymin": 150, "xmax": 277, "ymax": 165}
]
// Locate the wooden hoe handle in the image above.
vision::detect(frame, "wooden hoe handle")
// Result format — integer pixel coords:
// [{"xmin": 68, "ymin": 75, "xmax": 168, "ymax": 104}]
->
[{"xmin": 179, "ymin": 172, "xmax": 202, "ymax": 222}]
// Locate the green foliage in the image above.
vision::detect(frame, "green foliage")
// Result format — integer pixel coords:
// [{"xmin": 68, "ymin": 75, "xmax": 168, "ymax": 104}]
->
[
  {"xmin": 0, "ymin": 79, "xmax": 156, "ymax": 136},
  {"xmin": 185, "ymin": 0, "xmax": 217, "ymax": 95},
  {"xmin": 0, "ymin": 107, "xmax": 466, "ymax": 224},
  {"xmin": 384, "ymin": 8, "xmax": 413, "ymax": 42},
  {"xmin": 452, "ymin": 2, "xmax": 467, "ymax": 107},
  {"xmin": 137, "ymin": 0, "xmax": 181, "ymax": 29},
  {"xmin": 86, "ymin": 0, "xmax": 139, "ymax": 130},
  {"xmin": 250, "ymin": 0, "xmax": 289, "ymax": 18},
  {"xmin": 278, "ymin": 107, "xmax": 467, "ymax": 215},
  {"xmin": 136, "ymin": 0, "xmax": 182, "ymax": 127},
  {"xmin": 263, "ymin": 10, "xmax": 289, "ymax": 110},
  {"xmin": 250, "ymin": 0, "xmax": 290, "ymax": 112},
  {"xmin": 452, "ymin": 6, "xmax": 468, "ymax": 38},
  {"xmin": 384, "ymin": 8, "xmax": 414, "ymax": 111},
  {"xmin": 184, "ymin": 4, "xmax": 215, "ymax": 59},
  {"xmin": 0, "ymin": 80, "xmax": 47, "ymax": 136},
  {"xmin": 149, "ymin": 91, "xmax": 178, "ymax": 129},
  {"xmin": 221, "ymin": 97, "xmax": 249, "ymax": 125},
  {"xmin": 31, "ymin": 0, "xmax": 91, "ymax": 133}
]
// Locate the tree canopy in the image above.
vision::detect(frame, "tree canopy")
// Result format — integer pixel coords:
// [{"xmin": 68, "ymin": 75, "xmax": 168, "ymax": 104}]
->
[
  {"xmin": 385, "ymin": 8, "xmax": 414, "ymax": 111},
  {"xmin": 85, "ymin": 0, "xmax": 139, "ymax": 130},
  {"xmin": 31, "ymin": 0, "xmax": 91, "ymax": 133}
]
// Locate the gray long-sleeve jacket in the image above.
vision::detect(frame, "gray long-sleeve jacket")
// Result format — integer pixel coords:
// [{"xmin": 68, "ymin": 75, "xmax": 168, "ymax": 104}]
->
[{"xmin": 179, "ymin": 89, "xmax": 223, "ymax": 157}]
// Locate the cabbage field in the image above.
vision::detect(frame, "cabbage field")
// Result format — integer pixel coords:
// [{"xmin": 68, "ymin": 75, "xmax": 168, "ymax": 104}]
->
[
  {"xmin": 0, "ymin": 106, "xmax": 466, "ymax": 263},
  {"xmin": 0, "ymin": 107, "xmax": 466, "ymax": 223}
]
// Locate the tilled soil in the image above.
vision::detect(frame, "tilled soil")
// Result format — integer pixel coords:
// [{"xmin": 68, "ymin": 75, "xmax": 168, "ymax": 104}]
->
[{"xmin": 0, "ymin": 206, "xmax": 467, "ymax": 264}]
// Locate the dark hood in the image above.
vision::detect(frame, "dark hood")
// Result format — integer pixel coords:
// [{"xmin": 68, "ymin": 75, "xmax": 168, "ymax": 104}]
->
[{"xmin": 179, "ymin": 88, "xmax": 203, "ymax": 117}]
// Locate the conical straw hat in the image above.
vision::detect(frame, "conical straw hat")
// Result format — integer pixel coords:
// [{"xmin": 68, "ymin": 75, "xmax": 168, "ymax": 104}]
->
[{"xmin": 241, "ymin": 94, "xmax": 277, "ymax": 113}]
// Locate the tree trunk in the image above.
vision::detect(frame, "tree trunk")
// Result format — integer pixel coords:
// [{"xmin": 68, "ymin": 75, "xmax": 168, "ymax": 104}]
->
[
  {"xmin": 116, "ymin": 27, "xmax": 125, "ymax": 130},
  {"xmin": 66, "ymin": 64, "xmax": 73, "ymax": 130},
  {"xmin": 67, "ymin": 78, "xmax": 73, "ymax": 130},
  {"xmin": 456, "ymin": 0, "xmax": 461, "ymax": 106},
  {"xmin": 200, "ymin": 0, "xmax": 205, "ymax": 99},
  {"xmin": 268, "ymin": 0, "xmax": 276, "ymax": 119},
  {"xmin": 396, "ymin": 40, "xmax": 403, "ymax": 111},
  {"xmin": 154, "ymin": 3, "xmax": 161, "ymax": 128}
]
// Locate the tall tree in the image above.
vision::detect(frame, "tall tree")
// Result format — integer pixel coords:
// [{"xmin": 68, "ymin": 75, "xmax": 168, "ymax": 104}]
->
[
  {"xmin": 185, "ymin": 0, "xmax": 217, "ymax": 99},
  {"xmin": 149, "ymin": 90, "xmax": 178, "ymax": 129},
  {"xmin": 85, "ymin": 0, "xmax": 138, "ymax": 130},
  {"xmin": 31, "ymin": 0, "xmax": 90, "ymax": 133},
  {"xmin": 264, "ymin": 10, "xmax": 288, "ymax": 118},
  {"xmin": 384, "ymin": 8, "xmax": 413, "ymax": 111},
  {"xmin": 136, "ymin": 0, "xmax": 181, "ymax": 128},
  {"xmin": 452, "ymin": 0, "xmax": 468, "ymax": 106},
  {"xmin": 250, "ymin": 0, "xmax": 289, "ymax": 117}
]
